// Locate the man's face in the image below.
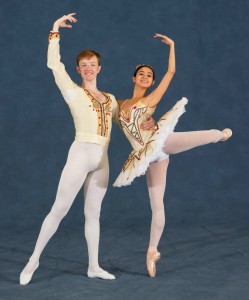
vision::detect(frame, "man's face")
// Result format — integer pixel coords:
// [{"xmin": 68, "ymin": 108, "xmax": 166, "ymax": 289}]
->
[{"xmin": 77, "ymin": 55, "xmax": 101, "ymax": 81}]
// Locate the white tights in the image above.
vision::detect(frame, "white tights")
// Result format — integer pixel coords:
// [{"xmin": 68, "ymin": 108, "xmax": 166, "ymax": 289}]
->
[
  {"xmin": 146, "ymin": 129, "xmax": 224, "ymax": 253},
  {"xmin": 21, "ymin": 141, "xmax": 114, "ymax": 280}
]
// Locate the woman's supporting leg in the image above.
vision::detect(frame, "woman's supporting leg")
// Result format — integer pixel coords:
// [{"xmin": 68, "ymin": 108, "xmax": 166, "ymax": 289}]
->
[
  {"xmin": 163, "ymin": 129, "xmax": 227, "ymax": 155},
  {"xmin": 20, "ymin": 141, "xmax": 90, "ymax": 285},
  {"xmin": 83, "ymin": 153, "xmax": 115, "ymax": 280},
  {"xmin": 146, "ymin": 159, "xmax": 169, "ymax": 251},
  {"xmin": 146, "ymin": 159, "xmax": 169, "ymax": 277}
]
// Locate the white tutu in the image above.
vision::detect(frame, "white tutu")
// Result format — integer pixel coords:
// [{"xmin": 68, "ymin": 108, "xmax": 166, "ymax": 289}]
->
[{"xmin": 113, "ymin": 97, "xmax": 188, "ymax": 187}]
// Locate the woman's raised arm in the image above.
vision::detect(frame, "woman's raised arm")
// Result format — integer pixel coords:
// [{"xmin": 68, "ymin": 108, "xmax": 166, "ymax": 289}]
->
[{"xmin": 143, "ymin": 33, "xmax": 175, "ymax": 107}]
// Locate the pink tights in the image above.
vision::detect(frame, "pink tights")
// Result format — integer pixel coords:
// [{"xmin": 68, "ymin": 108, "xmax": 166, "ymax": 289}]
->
[{"xmin": 146, "ymin": 129, "xmax": 224, "ymax": 253}]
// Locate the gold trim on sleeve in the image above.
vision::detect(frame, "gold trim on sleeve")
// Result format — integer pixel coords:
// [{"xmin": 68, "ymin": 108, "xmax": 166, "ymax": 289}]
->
[{"xmin": 48, "ymin": 32, "xmax": 60, "ymax": 43}]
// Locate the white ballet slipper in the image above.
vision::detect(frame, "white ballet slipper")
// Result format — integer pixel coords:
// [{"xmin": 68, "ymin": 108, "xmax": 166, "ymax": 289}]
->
[
  {"xmin": 20, "ymin": 261, "xmax": 39, "ymax": 285},
  {"xmin": 87, "ymin": 268, "xmax": 115, "ymax": 280}
]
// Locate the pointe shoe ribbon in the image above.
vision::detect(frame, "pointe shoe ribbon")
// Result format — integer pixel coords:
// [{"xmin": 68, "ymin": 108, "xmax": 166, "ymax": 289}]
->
[
  {"xmin": 146, "ymin": 251, "xmax": 161, "ymax": 277},
  {"xmin": 221, "ymin": 128, "xmax": 232, "ymax": 141}
]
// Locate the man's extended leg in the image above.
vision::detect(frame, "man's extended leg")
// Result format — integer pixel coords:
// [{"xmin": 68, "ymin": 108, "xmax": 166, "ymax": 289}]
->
[{"xmin": 20, "ymin": 141, "xmax": 91, "ymax": 285}]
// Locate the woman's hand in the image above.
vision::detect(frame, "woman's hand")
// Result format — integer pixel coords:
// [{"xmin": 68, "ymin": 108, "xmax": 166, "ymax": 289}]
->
[
  {"xmin": 154, "ymin": 33, "xmax": 174, "ymax": 46},
  {"xmin": 52, "ymin": 13, "xmax": 77, "ymax": 32}
]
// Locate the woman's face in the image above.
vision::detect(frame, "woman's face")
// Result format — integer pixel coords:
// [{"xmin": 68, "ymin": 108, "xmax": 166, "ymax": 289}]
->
[
  {"xmin": 77, "ymin": 55, "xmax": 101, "ymax": 81},
  {"xmin": 133, "ymin": 67, "xmax": 154, "ymax": 88}
]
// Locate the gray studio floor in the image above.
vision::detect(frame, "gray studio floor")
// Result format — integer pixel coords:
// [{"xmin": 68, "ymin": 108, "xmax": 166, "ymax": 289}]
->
[{"xmin": 1, "ymin": 224, "xmax": 249, "ymax": 300}]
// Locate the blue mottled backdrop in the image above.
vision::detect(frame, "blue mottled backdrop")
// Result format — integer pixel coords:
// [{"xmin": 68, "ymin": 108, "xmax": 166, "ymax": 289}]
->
[{"xmin": 0, "ymin": 0, "xmax": 248, "ymax": 230}]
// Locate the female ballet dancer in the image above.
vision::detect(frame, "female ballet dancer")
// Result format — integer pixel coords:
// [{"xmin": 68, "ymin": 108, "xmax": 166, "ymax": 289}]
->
[
  {"xmin": 113, "ymin": 33, "xmax": 232, "ymax": 277},
  {"xmin": 19, "ymin": 13, "xmax": 119, "ymax": 285}
]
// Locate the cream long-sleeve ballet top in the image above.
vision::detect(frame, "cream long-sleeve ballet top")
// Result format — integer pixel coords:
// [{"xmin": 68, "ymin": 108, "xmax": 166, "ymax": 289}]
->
[{"xmin": 47, "ymin": 33, "xmax": 119, "ymax": 146}]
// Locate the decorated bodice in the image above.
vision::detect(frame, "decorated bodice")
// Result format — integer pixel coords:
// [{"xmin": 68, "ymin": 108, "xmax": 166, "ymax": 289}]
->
[{"xmin": 119, "ymin": 100, "xmax": 156, "ymax": 151}]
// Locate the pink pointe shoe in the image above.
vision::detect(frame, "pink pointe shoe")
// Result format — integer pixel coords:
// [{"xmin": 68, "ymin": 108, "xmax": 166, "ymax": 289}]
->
[
  {"xmin": 146, "ymin": 251, "xmax": 161, "ymax": 277},
  {"xmin": 221, "ymin": 128, "xmax": 232, "ymax": 141}
]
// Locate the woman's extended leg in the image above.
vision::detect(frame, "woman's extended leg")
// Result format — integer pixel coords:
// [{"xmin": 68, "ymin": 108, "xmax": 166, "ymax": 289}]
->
[
  {"xmin": 146, "ymin": 158, "xmax": 169, "ymax": 277},
  {"xmin": 163, "ymin": 129, "xmax": 231, "ymax": 155},
  {"xmin": 20, "ymin": 141, "xmax": 91, "ymax": 285},
  {"xmin": 83, "ymin": 152, "xmax": 115, "ymax": 280}
]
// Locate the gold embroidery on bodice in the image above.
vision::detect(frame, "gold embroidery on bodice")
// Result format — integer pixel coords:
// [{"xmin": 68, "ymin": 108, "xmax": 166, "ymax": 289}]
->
[
  {"xmin": 84, "ymin": 89, "xmax": 112, "ymax": 137},
  {"xmin": 119, "ymin": 100, "xmax": 155, "ymax": 149}
]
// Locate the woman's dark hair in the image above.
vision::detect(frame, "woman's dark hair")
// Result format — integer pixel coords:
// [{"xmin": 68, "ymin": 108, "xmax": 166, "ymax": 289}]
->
[{"xmin": 133, "ymin": 64, "xmax": 155, "ymax": 80}]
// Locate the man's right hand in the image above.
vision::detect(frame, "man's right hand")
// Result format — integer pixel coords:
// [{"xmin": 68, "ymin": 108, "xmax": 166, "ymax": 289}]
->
[
  {"xmin": 140, "ymin": 115, "xmax": 157, "ymax": 131},
  {"xmin": 52, "ymin": 13, "xmax": 77, "ymax": 32}
]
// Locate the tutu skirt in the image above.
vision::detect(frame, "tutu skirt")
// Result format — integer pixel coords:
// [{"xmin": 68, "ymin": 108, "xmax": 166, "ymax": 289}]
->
[{"xmin": 113, "ymin": 97, "xmax": 188, "ymax": 187}]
